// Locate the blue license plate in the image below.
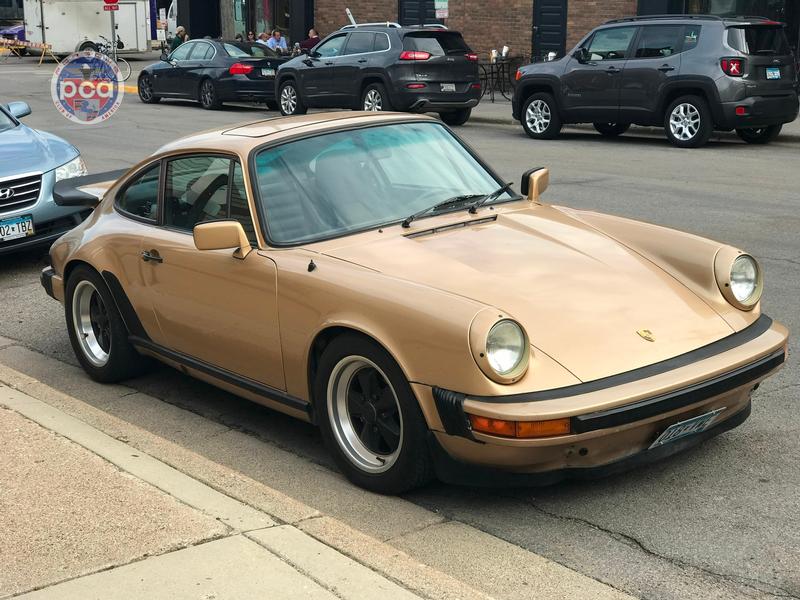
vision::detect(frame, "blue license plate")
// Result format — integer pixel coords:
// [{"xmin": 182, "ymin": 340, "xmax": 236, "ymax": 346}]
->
[
  {"xmin": 0, "ymin": 214, "xmax": 35, "ymax": 242},
  {"xmin": 766, "ymin": 67, "xmax": 781, "ymax": 80}
]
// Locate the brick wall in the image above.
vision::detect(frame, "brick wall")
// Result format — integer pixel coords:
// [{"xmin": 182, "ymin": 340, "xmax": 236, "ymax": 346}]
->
[
  {"xmin": 314, "ymin": 0, "xmax": 398, "ymax": 38},
  {"xmin": 445, "ymin": 1, "xmax": 534, "ymax": 62},
  {"xmin": 566, "ymin": 0, "xmax": 636, "ymax": 49}
]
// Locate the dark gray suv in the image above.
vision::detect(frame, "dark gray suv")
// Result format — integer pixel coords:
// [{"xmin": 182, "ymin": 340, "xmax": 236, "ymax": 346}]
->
[{"xmin": 512, "ymin": 15, "xmax": 799, "ymax": 147}]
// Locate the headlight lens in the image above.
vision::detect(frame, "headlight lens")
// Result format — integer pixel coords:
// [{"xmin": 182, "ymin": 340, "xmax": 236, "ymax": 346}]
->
[
  {"xmin": 730, "ymin": 255, "xmax": 759, "ymax": 304},
  {"xmin": 486, "ymin": 320, "xmax": 527, "ymax": 376},
  {"xmin": 55, "ymin": 156, "xmax": 87, "ymax": 182}
]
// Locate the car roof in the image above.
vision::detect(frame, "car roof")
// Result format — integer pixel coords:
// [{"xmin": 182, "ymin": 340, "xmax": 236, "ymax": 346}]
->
[
  {"xmin": 153, "ymin": 112, "xmax": 438, "ymax": 156},
  {"xmin": 338, "ymin": 24, "xmax": 454, "ymax": 35},
  {"xmin": 604, "ymin": 14, "xmax": 783, "ymax": 27}
]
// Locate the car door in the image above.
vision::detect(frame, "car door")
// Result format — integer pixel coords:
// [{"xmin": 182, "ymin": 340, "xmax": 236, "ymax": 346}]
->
[
  {"xmin": 619, "ymin": 24, "xmax": 688, "ymax": 124},
  {"xmin": 561, "ymin": 25, "xmax": 637, "ymax": 122},
  {"xmin": 179, "ymin": 41, "xmax": 216, "ymax": 95},
  {"xmin": 137, "ymin": 153, "xmax": 285, "ymax": 390},
  {"xmin": 158, "ymin": 41, "xmax": 196, "ymax": 96},
  {"xmin": 299, "ymin": 33, "xmax": 348, "ymax": 105},
  {"xmin": 332, "ymin": 31, "xmax": 377, "ymax": 105}
]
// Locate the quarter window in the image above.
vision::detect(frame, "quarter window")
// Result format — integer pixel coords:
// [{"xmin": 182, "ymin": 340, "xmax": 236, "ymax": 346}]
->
[
  {"xmin": 586, "ymin": 27, "xmax": 637, "ymax": 60},
  {"xmin": 315, "ymin": 35, "xmax": 346, "ymax": 58},
  {"xmin": 374, "ymin": 34, "xmax": 390, "ymax": 52},
  {"xmin": 634, "ymin": 25, "xmax": 684, "ymax": 58},
  {"xmin": 164, "ymin": 156, "xmax": 232, "ymax": 231},
  {"xmin": 344, "ymin": 32, "xmax": 375, "ymax": 55},
  {"xmin": 117, "ymin": 163, "xmax": 160, "ymax": 221},
  {"xmin": 190, "ymin": 42, "xmax": 214, "ymax": 60},
  {"xmin": 170, "ymin": 42, "xmax": 193, "ymax": 61}
]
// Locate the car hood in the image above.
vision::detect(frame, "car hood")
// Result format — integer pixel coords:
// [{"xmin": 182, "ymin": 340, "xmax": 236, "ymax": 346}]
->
[
  {"xmin": 321, "ymin": 205, "xmax": 735, "ymax": 383},
  {"xmin": 0, "ymin": 123, "xmax": 78, "ymax": 176}
]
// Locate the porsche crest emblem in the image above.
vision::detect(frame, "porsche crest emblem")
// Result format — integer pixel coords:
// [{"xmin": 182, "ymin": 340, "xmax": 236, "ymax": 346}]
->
[{"xmin": 637, "ymin": 329, "xmax": 656, "ymax": 342}]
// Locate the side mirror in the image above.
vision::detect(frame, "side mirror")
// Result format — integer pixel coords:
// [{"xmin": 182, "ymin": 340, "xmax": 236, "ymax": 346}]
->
[
  {"xmin": 160, "ymin": 50, "xmax": 169, "ymax": 61},
  {"xmin": 193, "ymin": 220, "xmax": 252, "ymax": 259},
  {"xmin": 572, "ymin": 47, "xmax": 588, "ymax": 63},
  {"xmin": 310, "ymin": 50, "xmax": 321, "ymax": 58},
  {"xmin": 6, "ymin": 101, "xmax": 31, "ymax": 119},
  {"xmin": 520, "ymin": 167, "xmax": 549, "ymax": 202}
]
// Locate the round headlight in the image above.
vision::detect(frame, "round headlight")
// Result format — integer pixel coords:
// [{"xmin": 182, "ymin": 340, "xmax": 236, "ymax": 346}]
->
[
  {"xmin": 730, "ymin": 255, "xmax": 759, "ymax": 304},
  {"xmin": 486, "ymin": 320, "xmax": 527, "ymax": 376}
]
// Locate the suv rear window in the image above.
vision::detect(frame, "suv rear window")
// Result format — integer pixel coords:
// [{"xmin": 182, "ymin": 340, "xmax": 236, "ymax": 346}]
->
[
  {"xmin": 403, "ymin": 31, "xmax": 470, "ymax": 56},
  {"xmin": 727, "ymin": 26, "xmax": 790, "ymax": 55}
]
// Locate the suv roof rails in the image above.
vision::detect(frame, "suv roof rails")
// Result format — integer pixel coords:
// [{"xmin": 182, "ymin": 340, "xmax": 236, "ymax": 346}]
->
[
  {"xmin": 405, "ymin": 24, "xmax": 449, "ymax": 29},
  {"xmin": 340, "ymin": 22, "xmax": 401, "ymax": 30},
  {"xmin": 604, "ymin": 14, "xmax": 724, "ymax": 24}
]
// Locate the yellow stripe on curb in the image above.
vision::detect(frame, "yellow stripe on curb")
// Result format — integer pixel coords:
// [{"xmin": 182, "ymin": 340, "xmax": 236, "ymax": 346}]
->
[{"xmin": 123, "ymin": 84, "xmax": 138, "ymax": 94}]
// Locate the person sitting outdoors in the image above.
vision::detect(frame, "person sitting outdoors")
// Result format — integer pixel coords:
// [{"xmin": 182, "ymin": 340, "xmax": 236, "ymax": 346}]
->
[
  {"xmin": 267, "ymin": 29, "xmax": 288, "ymax": 53},
  {"xmin": 256, "ymin": 31, "xmax": 270, "ymax": 46},
  {"xmin": 299, "ymin": 28, "xmax": 321, "ymax": 51},
  {"xmin": 234, "ymin": 33, "xmax": 244, "ymax": 42},
  {"xmin": 170, "ymin": 25, "xmax": 187, "ymax": 51},
  {"xmin": 246, "ymin": 31, "xmax": 256, "ymax": 42}
]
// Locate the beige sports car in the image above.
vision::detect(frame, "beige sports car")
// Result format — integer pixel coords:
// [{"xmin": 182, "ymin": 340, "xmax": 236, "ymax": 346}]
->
[{"xmin": 42, "ymin": 112, "xmax": 787, "ymax": 494}]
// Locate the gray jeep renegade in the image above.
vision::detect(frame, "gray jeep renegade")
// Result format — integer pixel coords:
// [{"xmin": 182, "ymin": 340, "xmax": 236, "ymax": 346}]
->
[{"xmin": 512, "ymin": 15, "xmax": 799, "ymax": 148}]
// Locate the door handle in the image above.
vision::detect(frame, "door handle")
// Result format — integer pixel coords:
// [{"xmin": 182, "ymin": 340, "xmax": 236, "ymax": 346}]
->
[
  {"xmin": 605, "ymin": 66, "xmax": 621, "ymax": 74},
  {"xmin": 658, "ymin": 65, "xmax": 675, "ymax": 72},
  {"xmin": 324, "ymin": 61, "xmax": 334, "ymax": 65},
  {"xmin": 357, "ymin": 58, "xmax": 367, "ymax": 63},
  {"xmin": 141, "ymin": 250, "xmax": 163, "ymax": 263}
]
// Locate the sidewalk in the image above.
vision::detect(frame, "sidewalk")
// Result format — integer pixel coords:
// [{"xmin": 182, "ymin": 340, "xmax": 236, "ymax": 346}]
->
[{"xmin": 0, "ymin": 385, "xmax": 423, "ymax": 600}]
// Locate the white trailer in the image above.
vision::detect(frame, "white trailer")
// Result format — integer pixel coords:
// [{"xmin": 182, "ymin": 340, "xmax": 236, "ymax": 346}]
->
[{"xmin": 23, "ymin": 0, "xmax": 152, "ymax": 55}]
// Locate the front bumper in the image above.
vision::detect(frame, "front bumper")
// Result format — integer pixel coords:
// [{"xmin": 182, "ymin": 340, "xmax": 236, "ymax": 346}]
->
[
  {"xmin": 717, "ymin": 94, "xmax": 799, "ymax": 129},
  {"xmin": 41, "ymin": 265, "xmax": 64, "ymax": 302},
  {"xmin": 422, "ymin": 314, "xmax": 787, "ymax": 481},
  {"xmin": 0, "ymin": 210, "xmax": 89, "ymax": 255}
]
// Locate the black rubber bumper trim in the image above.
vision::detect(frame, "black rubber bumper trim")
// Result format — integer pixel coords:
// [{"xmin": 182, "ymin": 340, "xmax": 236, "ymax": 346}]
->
[
  {"xmin": 101, "ymin": 271, "xmax": 150, "ymax": 340},
  {"xmin": 40, "ymin": 266, "xmax": 56, "ymax": 300},
  {"xmin": 573, "ymin": 348, "xmax": 784, "ymax": 433},
  {"xmin": 467, "ymin": 315, "xmax": 774, "ymax": 404},
  {"xmin": 432, "ymin": 387, "xmax": 474, "ymax": 440},
  {"xmin": 427, "ymin": 402, "xmax": 752, "ymax": 487}
]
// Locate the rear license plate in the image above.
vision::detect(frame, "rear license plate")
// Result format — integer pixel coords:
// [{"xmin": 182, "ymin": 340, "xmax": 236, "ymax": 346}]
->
[
  {"xmin": 649, "ymin": 407, "xmax": 726, "ymax": 449},
  {"xmin": 261, "ymin": 68, "xmax": 275, "ymax": 77},
  {"xmin": 0, "ymin": 214, "xmax": 34, "ymax": 242},
  {"xmin": 766, "ymin": 67, "xmax": 781, "ymax": 80},
  {"xmin": 440, "ymin": 83, "xmax": 456, "ymax": 92}
]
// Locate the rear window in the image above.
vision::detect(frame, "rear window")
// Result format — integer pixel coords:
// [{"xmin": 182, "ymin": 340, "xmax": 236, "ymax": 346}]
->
[
  {"xmin": 727, "ymin": 26, "xmax": 790, "ymax": 55},
  {"xmin": 224, "ymin": 42, "xmax": 278, "ymax": 58},
  {"xmin": 403, "ymin": 31, "xmax": 470, "ymax": 56}
]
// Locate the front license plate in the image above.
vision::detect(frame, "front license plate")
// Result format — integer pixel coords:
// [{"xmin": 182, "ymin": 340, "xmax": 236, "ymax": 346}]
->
[
  {"xmin": 0, "ymin": 214, "xmax": 35, "ymax": 242},
  {"xmin": 440, "ymin": 83, "xmax": 456, "ymax": 92},
  {"xmin": 766, "ymin": 67, "xmax": 781, "ymax": 80},
  {"xmin": 262, "ymin": 68, "xmax": 275, "ymax": 77},
  {"xmin": 649, "ymin": 407, "xmax": 726, "ymax": 449}
]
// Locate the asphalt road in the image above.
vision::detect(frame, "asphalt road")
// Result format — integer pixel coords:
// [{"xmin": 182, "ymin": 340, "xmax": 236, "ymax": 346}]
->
[{"xmin": 1, "ymin": 58, "xmax": 798, "ymax": 599}]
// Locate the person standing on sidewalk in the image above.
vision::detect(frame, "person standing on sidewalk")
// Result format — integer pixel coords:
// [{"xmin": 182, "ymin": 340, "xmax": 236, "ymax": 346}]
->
[{"xmin": 170, "ymin": 26, "xmax": 187, "ymax": 51}]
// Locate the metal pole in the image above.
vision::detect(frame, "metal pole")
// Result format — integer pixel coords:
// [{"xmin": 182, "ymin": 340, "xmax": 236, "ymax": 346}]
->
[{"xmin": 110, "ymin": 8, "xmax": 117, "ymax": 62}]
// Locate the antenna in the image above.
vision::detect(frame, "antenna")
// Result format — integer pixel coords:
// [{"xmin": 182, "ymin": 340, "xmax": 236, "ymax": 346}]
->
[{"xmin": 345, "ymin": 8, "xmax": 357, "ymax": 27}]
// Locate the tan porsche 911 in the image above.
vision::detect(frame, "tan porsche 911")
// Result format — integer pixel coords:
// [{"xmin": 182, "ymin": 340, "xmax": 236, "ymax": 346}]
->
[{"xmin": 42, "ymin": 112, "xmax": 787, "ymax": 494}]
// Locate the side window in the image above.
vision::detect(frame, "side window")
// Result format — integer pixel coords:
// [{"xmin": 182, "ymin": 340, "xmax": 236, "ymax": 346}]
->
[
  {"xmin": 170, "ymin": 42, "xmax": 194, "ymax": 61},
  {"xmin": 634, "ymin": 25, "xmax": 684, "ymax": 58},
  {"xmin": 683, "ymin": 25, "xmax": 701, "ymax": 52},
  {"xmin": 117, "ymin": 163, "xmax": 160, "ymax": 222},
  {"xmin": 586, "ymin": 27, "xmax": 636, "ymax": 60},
  {"xmin": 344, "ymin": 32, "xmax": 375, "ymax": 55},
  {"xmin": 315, "ymin": 34, "xmax": 346, "ymax": 58},
  {"xmin": 374, "ymin": 33, "xmax": 390, "ymax": 52},
  {"xmin": 164, "ymin": 156, "xmax": 231, "ymax": 231},
  {"xmin": 229, "ymin": 163, "xmax": 257, "ymax": 244},
  {"xmin": 190, "ymin": 42, "xmax": 214, "ymax": 60}
]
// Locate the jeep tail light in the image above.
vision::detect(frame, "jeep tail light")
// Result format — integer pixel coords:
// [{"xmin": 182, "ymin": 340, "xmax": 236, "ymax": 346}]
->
[
  {"xmin": 229, "ymin": 63, "xmax": 254, "ymax": 75},
  {"xmin": 466, "ymin": 53, "xmax": 478, "ymax": 62},
  {"xmin": 721, "ymin": 58, "xmax": 743, "ymax": 77},
  {"xmin": 515, "ymin": 69, "xmax": 522, "ymax": 81},
  {"xmin": 399, "ymin": 50, "xmax": 431, "ymax": 61}
]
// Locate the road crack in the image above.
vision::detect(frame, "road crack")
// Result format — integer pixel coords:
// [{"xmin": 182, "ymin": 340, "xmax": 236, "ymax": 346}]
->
[{"xmin": 504, "ymin": 493, "xmax": 799, "ymax": 599}]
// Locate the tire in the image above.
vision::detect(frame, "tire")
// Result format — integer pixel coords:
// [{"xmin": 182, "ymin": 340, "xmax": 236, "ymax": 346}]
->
[
  {"xmin": 279, "ymin": 79, "xmax": 307, "ymax": 115},
  {"xmin": 521, "ymin": 92, "xmax": 562, "ymax": 140},
  {"xmin": 198, "ymin": 77, "xmax": 222, "ymax": 110},
  {"xmin": 137, "ymin": 73, "xmax": 161, "ymax": 104},
  {"xmin": 736, "ymin": 124, "xmax": 782, "ymax": 144},
  {"xmin": 116, "ymin": 57, "xmax": 131, "ymax": 82},
  {"xmin": 65, "ymin": 266, "xmax": 150, "ymax": 383},
  {"xmin": 594, "ymin": 122, "xmax": 630, "ymax": 137},
  {"xmin": 664, "ymin": 95, "xmax": 712, "ymax": 148},
  {"xmin": 314, "ymin": 334, "xmax": 434, "ymax": 494},
  {"xmin": 361, "ymin": 82, "xmax": 392, "ymax": 112},
  {"xmin": 440, "ymin": 108, "xmax": 472, "ymax": 126},
  {"xmin": 266, "ymin": 99, "xmax": 279, "ymax": 111}
]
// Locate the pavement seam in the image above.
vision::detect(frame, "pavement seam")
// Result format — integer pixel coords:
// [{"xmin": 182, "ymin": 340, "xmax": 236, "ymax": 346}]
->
[{"xmin": 502, "ymin": 493, "xmax": 800, "ymax": 600}]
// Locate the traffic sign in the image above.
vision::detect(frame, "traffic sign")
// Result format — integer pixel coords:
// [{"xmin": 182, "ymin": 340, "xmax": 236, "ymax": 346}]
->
[{"xmin": 103, "ymin": 4, "xmax": 119, "ymax": 10}]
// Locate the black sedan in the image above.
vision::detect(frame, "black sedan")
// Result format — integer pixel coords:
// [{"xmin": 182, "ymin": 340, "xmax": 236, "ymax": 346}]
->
[{"xmin": 137, "ymin": 40, "xmax": 289, "ymax": 110}]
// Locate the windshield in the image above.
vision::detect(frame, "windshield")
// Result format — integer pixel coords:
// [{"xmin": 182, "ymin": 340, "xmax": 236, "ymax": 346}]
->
[
  {"xmin": 727, "ymin": 26, "xmax": 790, "ymax": 55},
  {"xmin": 253, "ymin": 122, "xmax": 513, "ymax": 245},
  {"xmin": 0, "ymin": 107, "xmax": 17, "ymax": 133}
]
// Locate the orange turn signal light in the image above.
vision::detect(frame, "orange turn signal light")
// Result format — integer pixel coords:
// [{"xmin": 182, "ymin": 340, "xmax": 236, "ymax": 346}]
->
[{"xmin": 468, "ymin": 414, "xmax": 571, "ymax": 439}]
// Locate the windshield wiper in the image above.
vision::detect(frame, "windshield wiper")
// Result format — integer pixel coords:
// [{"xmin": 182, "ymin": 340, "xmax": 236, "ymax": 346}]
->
[
  {"xmin": 468, "ymin": 182, "xmax": 516, "ymax": 214},
  {"xmin": 401, "ymin": 194, "xmax": 483, "ymax": 228}
]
